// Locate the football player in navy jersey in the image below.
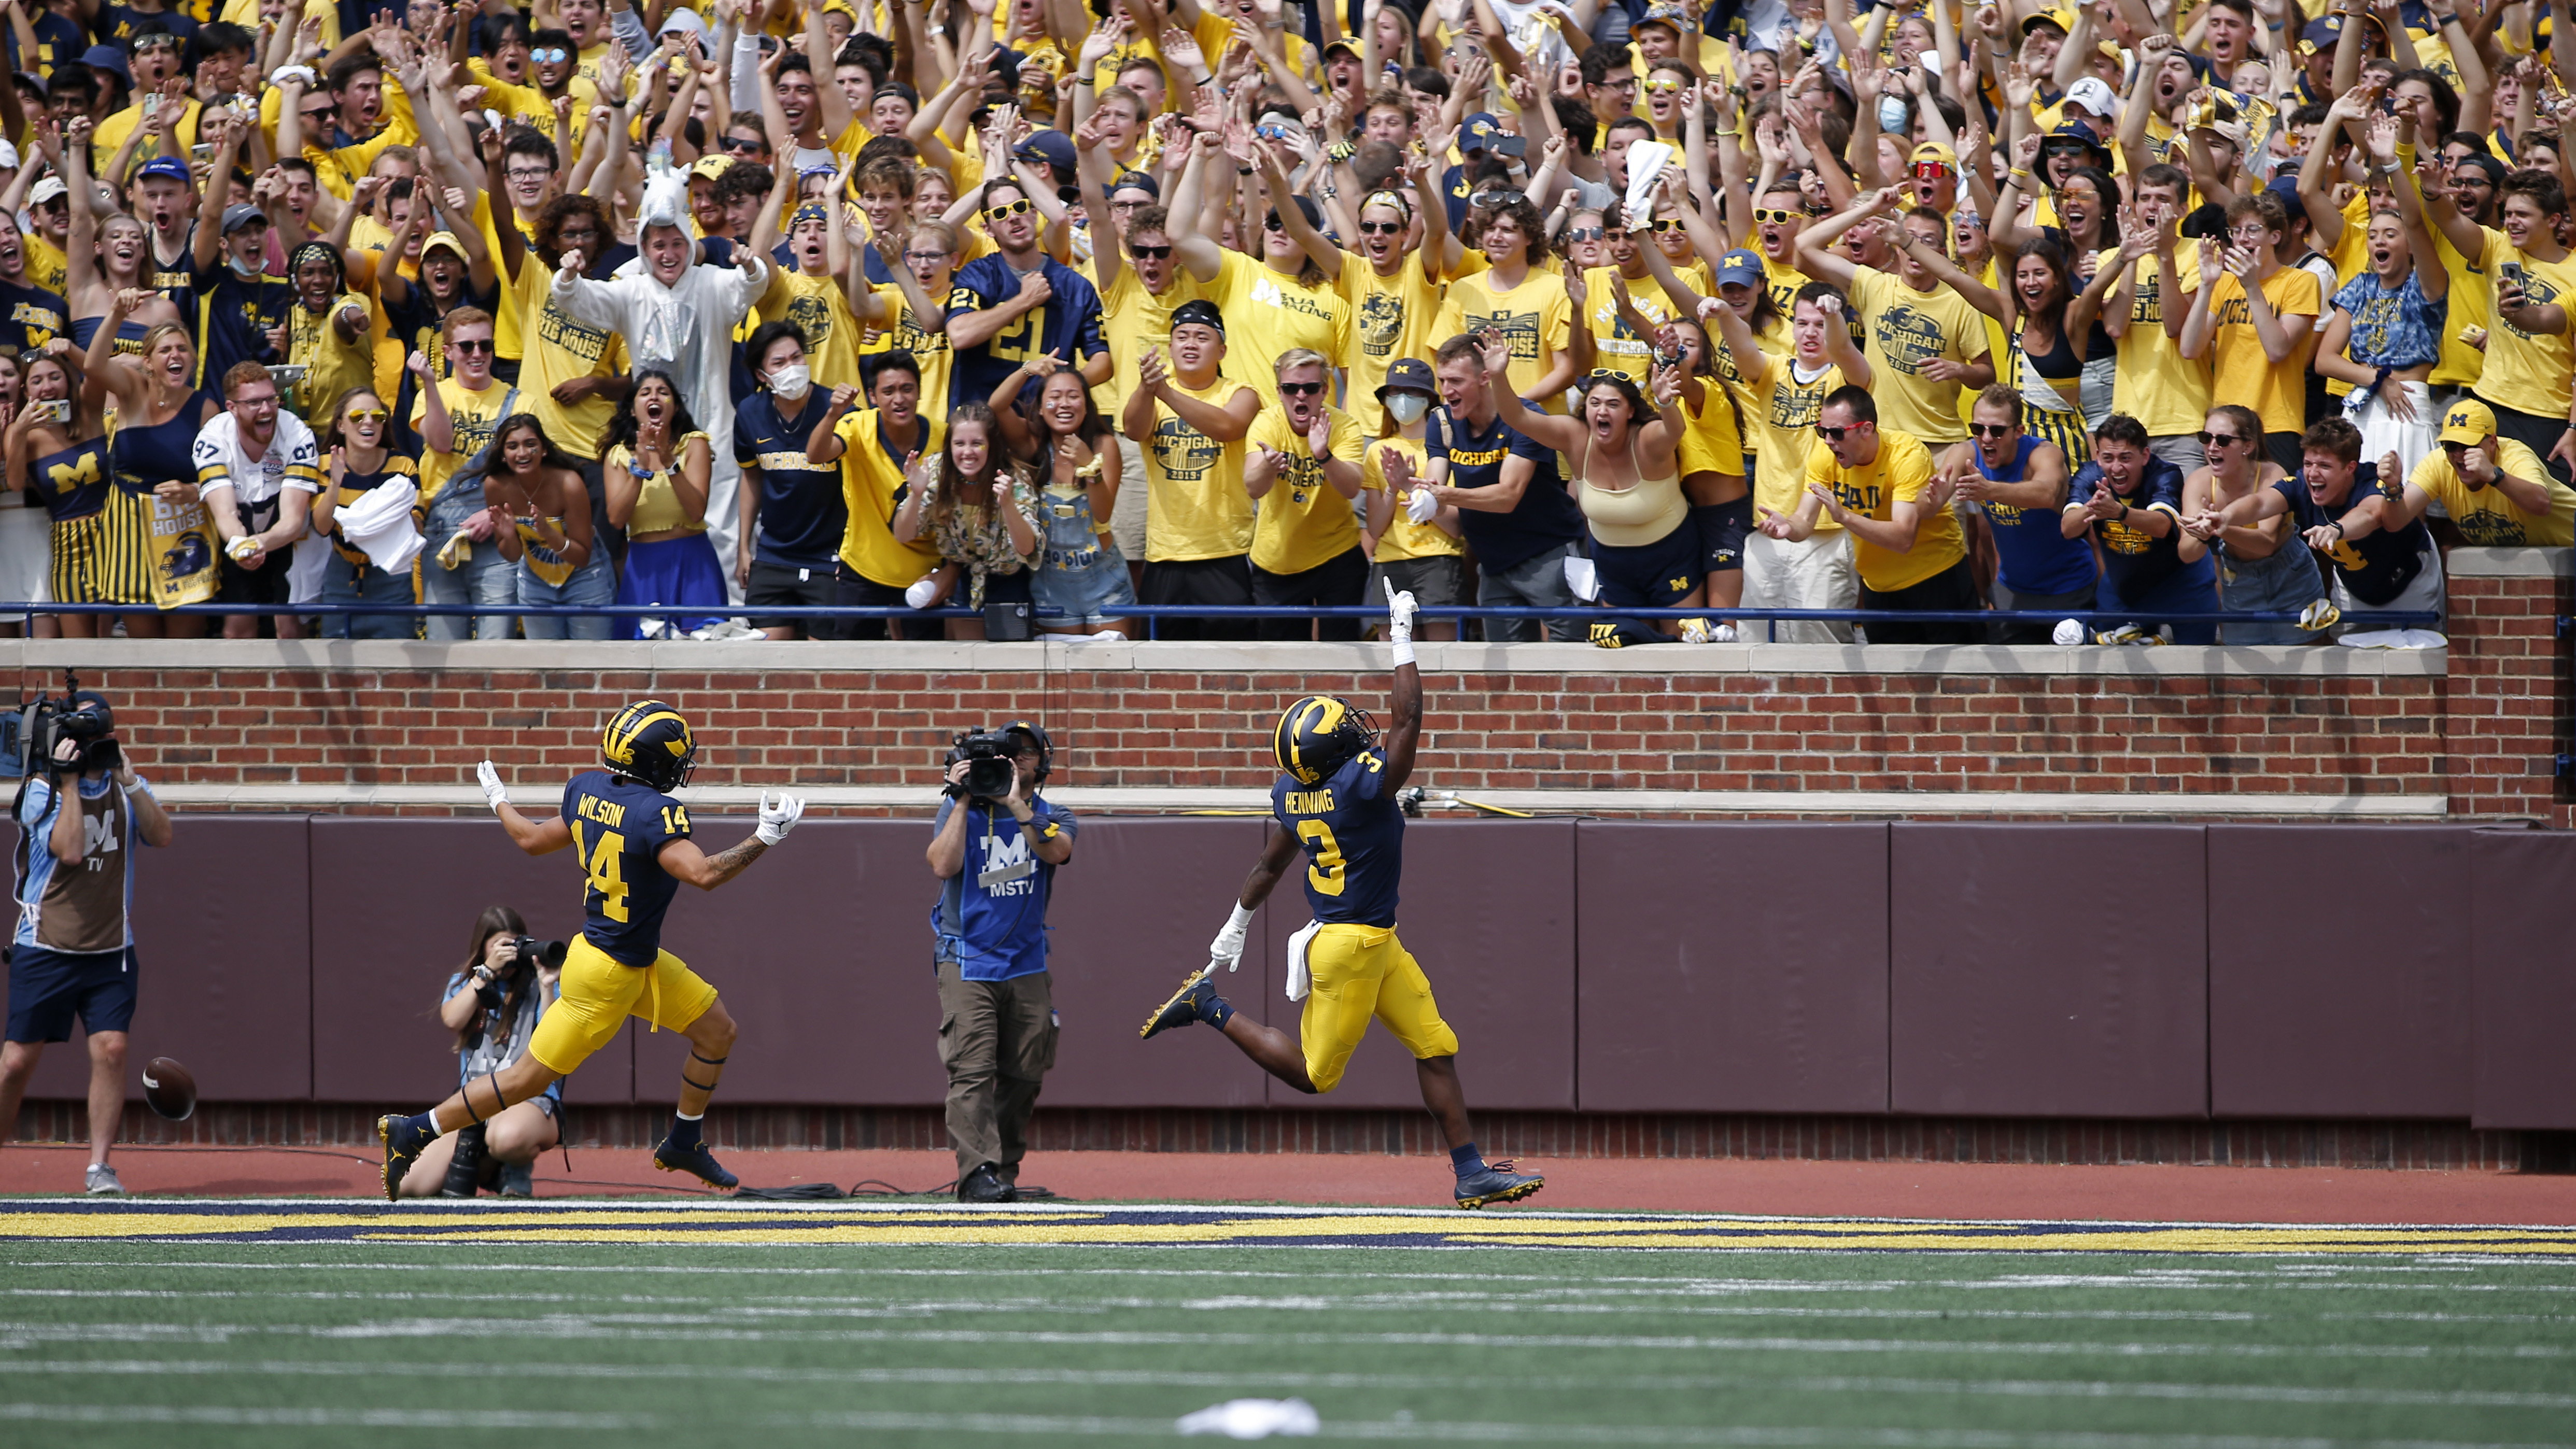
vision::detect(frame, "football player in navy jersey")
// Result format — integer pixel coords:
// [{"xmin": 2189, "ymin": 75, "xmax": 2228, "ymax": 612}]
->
[
  {"xmin": 376, "ymin": 701, "xmax": 805, "ymax": 1198},
  {"xmin": 1139, "ymin": 584, "xmax": 1545, "ymax": 1209}
]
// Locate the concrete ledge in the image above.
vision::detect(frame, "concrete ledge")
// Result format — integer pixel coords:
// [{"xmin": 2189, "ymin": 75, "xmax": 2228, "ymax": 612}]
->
[
  {"xmin": 2445, "ymin": 546, "xmax": 2572, "ymax": 578},
  {"xmin": 3, "ymin": 636, "xmax": 2447, "ymax": 678},
  {"xmin": 153, "ymin": 781, "xmax": 2452, "ymax": 818}
]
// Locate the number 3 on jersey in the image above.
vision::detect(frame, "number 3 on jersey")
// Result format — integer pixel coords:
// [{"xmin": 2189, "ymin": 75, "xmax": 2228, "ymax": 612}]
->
[
  {"xmin": 571, "ymin": 821, "xmax": 630, "ymax": 922},
  {"xmin": 1297, "ymin": 819, "xmax": 1346, "ymax": 897}
]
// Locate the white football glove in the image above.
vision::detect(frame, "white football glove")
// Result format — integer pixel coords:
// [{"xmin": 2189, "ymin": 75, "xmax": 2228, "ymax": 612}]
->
[
  {"xmin": 904, "ymin": 574, "xmax": 941, "ymax": 609},
  {"xmin": 1209, "ymin": 902, "xmax": 1255, "ymax": 973},
  {"xmin": 1405, "ymin": 486, "xmax": 1439, "ymax": 525},
  {"xmin": 755, "ymin": 790, "xmax": 806, "ymax": 845},
  {"xmin": 476, "ymin": 759, "xmax": 509, "ymax": 813},
  {"xmin": 1385, "ymin": 578, "xmax": 1418, "ymax": 666}
]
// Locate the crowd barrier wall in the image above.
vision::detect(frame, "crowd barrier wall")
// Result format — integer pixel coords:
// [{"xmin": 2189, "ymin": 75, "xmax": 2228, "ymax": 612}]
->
[{"xmin": 7, "ymin": 817, "xmax": 2567, "ymax": 1133}]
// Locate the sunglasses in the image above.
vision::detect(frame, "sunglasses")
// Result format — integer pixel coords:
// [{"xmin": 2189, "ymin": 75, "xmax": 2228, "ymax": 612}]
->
[
  {"xmin": 720, "ymin": 136, "xmax": 764, "ymax": 154},
  {"xmin": 1967, "ymin": 423, "xmax": 2014, "ymax": 438},
  {"xmin": 300, "ymin": 105, "xmax": 336, "ymax": 121},
  {"xmin": 1128, "ymin": 242, "xmax": 1172, "ymax": 259},
  {"xmin": 1814, "ymin": 424, "xmax": 1852, "ymax": 440},
  {"xmin": 1278, "ymin": 381, "xmax": 1325, "ymax": 396},
  {"xmin": 2198, "ymin": 430, "xmax": 2246, "ymax": 447},
  {"xmin": 1753, "ymin": 207, "xmax": 1799, "ymax": 224},
  {"xmin": 987, "ymin": 198, "xmax": 1035, "ymax": 218},
  {"xmin": 1911, "ymin": 161, "xmax": 1955, "ymax": 180},
  {"xmin": 2041, "ymin": 140, "xmax": 2089, "ymax": 156},
  {"xmin": 904, "ymin": 249, "xmax": 950, "ymax": 262},
  {"xmin": 1651, "ymin": 218, "xmax": 1685, "ymax": 233},
  {"xmin": 344, "ymin": 408, "xmax": 389, "ymax": 424},
  {"xmin": 1643, "ymin": 77, "xmax": 1686, "ymax": 94},
  {"xmin": 530, "ymin": 47, "xmax": 569, "ymax": 62},
  {"xmin": 1263, "ymin": 214, "xmax": 1286, "ymax": 231},
  {"xmin": 1359, "ymin": 220, "xmax": 1405, "ymax": 236},
  {"xmin": 133, "ymin": 33, "xmax": 181, "ymax": 50},
  {"xmin": 1563, "ymin": 226, "xmax": 1606, "ymax": 242},
  {"xmin": 451, "ymin": 339, "xmax": 494, "ymax": 354}
]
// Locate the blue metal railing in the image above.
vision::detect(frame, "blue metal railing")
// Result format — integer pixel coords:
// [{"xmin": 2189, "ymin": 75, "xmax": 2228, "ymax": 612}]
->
[{"xmin": 0, "ymin": 601, "xmax": 2444, "ymax": 642}]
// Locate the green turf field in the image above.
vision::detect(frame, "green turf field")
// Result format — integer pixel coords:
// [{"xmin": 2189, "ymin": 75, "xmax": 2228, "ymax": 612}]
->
[{"xmin": 3, "ymin": 1201, "xmax": 2573, "ymax": 1446}]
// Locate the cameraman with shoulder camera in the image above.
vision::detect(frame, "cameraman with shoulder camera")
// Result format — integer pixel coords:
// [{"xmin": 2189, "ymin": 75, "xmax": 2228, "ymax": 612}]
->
[
  {"xmin": 926, "ymin": 722, "xmax": 1073, "ymax": 1204},
  {"xmin": 0, "ymin": 691, "xmax": 173, "ymax": 1196},
  {"xmin": 400, "ymin": 908, "xmax": 566, "ymax": 1199}
]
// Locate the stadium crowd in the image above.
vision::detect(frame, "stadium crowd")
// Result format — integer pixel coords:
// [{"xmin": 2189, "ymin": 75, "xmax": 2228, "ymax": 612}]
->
[{"xmin": 0, "ymin": 0, "xmax": 2567, "ymax": 644}]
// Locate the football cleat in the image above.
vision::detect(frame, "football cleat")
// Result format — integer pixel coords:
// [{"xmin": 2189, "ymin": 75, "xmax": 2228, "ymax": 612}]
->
[
  {"xmin": 1141, "ymin": 969, "xmax": 1218, "ymax": 1040},
  {"xmin": 1455, "ymin": 1160, "xmax": 1545, "ymax": 1210},
  {"xmin": 377, "ymin": 1113, "xmax": 434, "ymax": 1202},
  {"xmin": 653, "ymin": 1136, "xmax": 739, "ymax": 1190},
  {"xmin": 2297, "ymin": 598, "xmax": 2341, "ymax": 633}
]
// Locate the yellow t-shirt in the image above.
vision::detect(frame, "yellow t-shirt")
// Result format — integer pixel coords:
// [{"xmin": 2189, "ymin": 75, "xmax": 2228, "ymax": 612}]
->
[
  {"xmin": 2407, "ymin": 437, "xmax": 2575, "ymax": 545},
  {"xmin": 285, "ymin": 291, "xmax": 378, "ymax": 424},
  {"xmin": 464, "ymin": 61, "xmax": 603, "ymax": 147},
  {"xmin": 21, "ymin": 234, "xmax": 66, "ymax": 298},
  {"xmin": 410, "ymin": 376, "xmax": 514, "ymax": 505},
  {"xmin": 1804, "ymin": 429, "xmax": 1959, "ymax": 592},
  {"xmin": 760, "ymin": 269, "xmax": 865, "ymax": 392},
  {"xmin": 2326, "ymin": 192, "xmax": 2373, "ymax": 284},
  {"xmin": 1247, "ymin": 405, "xmax": 1367, "ymax": 575},
  {"xmin": 1098, "ymin": 263, "xmax": 1213, "ymax": 420},
  {"xmin": 91, "ymin": 98, "xmax": 201, "ymax": 182},
  {"xmin": 1715, "ymin": 312, "xmax": 1790, "ymax": 460},
  {"xmin": 1744, "ymin": 356, "xmax": 1843, "ymax": 529},
  {"xmin": 511, "ymin": 254, "xmax": 628, "ymax": 460},
  {"xmin": 1204, "ymin": 251, "xmax": 1352, "ymax": 413},
  {"xmin": 2475, "ymin": 229, "xmax": 2576, "ymax": 419},
  {"xmin": 865, "ymin": 282, "xmax": 956, "ymax": 415},
  {"xmin": 1677, "ymin": 376, "xmax": 1745, "ymax": 482},
  {"xmin": 1435, "ymin": 263, "xmax": 1572, "ymax": 411},
  {"xmin": 2202, "ymin": 266, "xmax": 2321, "ymax": 437},
  {"xmin": 1140, "ymin": 373, "xmax": 1256, "ymax": 563},
  {"xmin": 2429, "ymin": 224, "xmax": 2490, "ymax": 391},
  {"xmin": 1760, "ymin": 255, "xmax": 1808, "ymax": 323},
  {"xmin": 1339, "ymin": 251, "xmax": 1447, "ymax": 435},
  {"xmin": 833, "ymin": 406, "xmax": 946, "ymax": 587},
  {"xmin": 2103, "ymin": 245, "xmax": 2211, "ymax": 439},
  {"xmin": 1849, "ymin": 266, "xmax": 1984, "ymax": 446},
  {"xmin": 1362, "ymin": 433, "xmax": 1462, "ymax": 562}
]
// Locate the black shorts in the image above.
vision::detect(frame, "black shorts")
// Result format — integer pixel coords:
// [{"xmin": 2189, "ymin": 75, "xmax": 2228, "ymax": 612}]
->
[
  {"xmin": 1693, "ymin": 497, "xmax": 1752, "ymax": 574},
  {"xmin": 832, "ymin": 567, "xmax": 944, "ymax": 640},
  {"xmin": 5, "ymin": 944, "xmax": 139, "ymax": 1043},
  {"xmin": 1138, "ymin": 554, "xmax": 1254, "ymax": 640},
  {"xmin": 1368, "ymin": 554, "xmax": 1466, "ymax": 608},
  {"xmin": 1251, "ymin": 545, "xmax": 1368, "ymax": 641},
  {"xmin": 1590, "ymin": 524, "xmax": 1703, "ymax": 610},
  {"xmin": 746, "ymin": 559, "xmax": 836, "ymax": 634},
  {"xmin": 1861, "ymin": 557, "xmax": 1981, "ymax": 644},
  {"xmin": 215, "ymin": 545, "xmax": 294, "ymax": 606}
]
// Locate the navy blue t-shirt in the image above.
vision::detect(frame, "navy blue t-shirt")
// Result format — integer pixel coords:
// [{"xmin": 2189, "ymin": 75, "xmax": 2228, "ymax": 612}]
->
[
  {"xmin": 1427, "ymin": 405, "xmax": 1583, "ymax": 571},
  {"xmin": 932, "ymin": 795, "xmax": 1075, "ymax": 981},
  {"xmin": 1974, "ymin": 435, "xmax": 2095, "ymax": 596},
  {"xmin": 1273, "ymin": 747, "xmax": 1401, "ymax": 927},
  {"xmin": 0, "ymin": 277, "xmax": 67, "ymax": 356},
  {"xmin": 2270, "ymin": 462, "xmax": 2430, "ymax": 606},
  {"xmin": 945, "ymin": 254, "xmax": 1106, "ymax": 409},
  {"xmin": 2072, "ymin": 455, "xmax": 2191, "ymax": 599},
  {"xmin": 558, "ymin": 770, "xmax": 691, "ymax": 966},
  {"xmin": 732, "ymin": 390, "xmax": 847, "ymax": 571}
]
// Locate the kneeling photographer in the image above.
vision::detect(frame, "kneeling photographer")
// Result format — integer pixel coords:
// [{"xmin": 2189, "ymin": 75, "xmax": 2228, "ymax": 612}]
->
[
  {"xmin": 404, "ymin": 908, "xmax": 566, "ymax": 1199},
  {"xmin": 0, "ymin": 684, "xmax": 172, "ymax": 1197},
  {"xmin": 927, "ymin": 722, "xmax": 1073, "ymax": 1203}
]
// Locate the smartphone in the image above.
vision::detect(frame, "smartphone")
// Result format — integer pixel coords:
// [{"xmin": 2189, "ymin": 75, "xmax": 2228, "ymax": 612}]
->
[
  {"xmin": 36, "ymin": 399, "xmax": 67, "ymax": 423},
  {"xmin": 191, "ymin": 142, "xmax": 214, "ymax": 163},
  {"xmin": 2500, "ymin": 260, "xmax": 2526, "ymax": 288}
]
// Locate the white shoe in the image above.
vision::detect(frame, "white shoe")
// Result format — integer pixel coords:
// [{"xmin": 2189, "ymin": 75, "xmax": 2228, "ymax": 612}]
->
[{"xmin": 85, "ymin": 1163, "xmax": 124, "ymax": 1195}]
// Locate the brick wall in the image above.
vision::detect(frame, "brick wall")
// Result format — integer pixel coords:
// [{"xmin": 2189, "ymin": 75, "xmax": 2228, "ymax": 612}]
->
[{"xmin": 2442, "ymin": 560, "xmax": 2573, "ymax": 826}]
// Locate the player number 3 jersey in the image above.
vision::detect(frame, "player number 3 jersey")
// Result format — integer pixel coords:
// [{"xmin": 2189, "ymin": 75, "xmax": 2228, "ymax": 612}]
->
[
  {"xmin": 1272, "ymin": 750, "xmax": 1402, "ymax": 928},
  {"xmin": 560, "ymin": 769, "xmax": 692, "ymax": 966}
]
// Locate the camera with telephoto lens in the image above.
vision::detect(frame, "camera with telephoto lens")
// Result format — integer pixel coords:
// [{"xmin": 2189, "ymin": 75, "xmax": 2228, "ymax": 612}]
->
[
  {"xmin": 0, "ymin": 671, "xmax": 120, "ymax": 780},
  {"xmin": 469, "ymin": 937, "xmax": 566, "ymax": 1024},
  {"xmin": 508, "ymin": 936, "xmax": 569, "ymax": 973},
  {"xmin": 948, "ymin": 730, "xmax": 1020, "ymax": 800}
]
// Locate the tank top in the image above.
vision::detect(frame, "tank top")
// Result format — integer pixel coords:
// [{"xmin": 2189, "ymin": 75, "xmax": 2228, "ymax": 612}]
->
[
  {"xmin": 109, "ymin": 390, "xmax": 212, "ymax": 495},
  {"xmin": 66, "ymin": 315, "xmax": 150, "ymax": 357},
  {"xmin": 607, "ymin": 433, "xmax": 709, "ymax": 536},
  {"xmin": 1577, "ymin": 432, "xmax": 1688, "ymax": 547},
  {"xmin": 27, "ymin": 434, "xmax": 111, "ymax": 522}
]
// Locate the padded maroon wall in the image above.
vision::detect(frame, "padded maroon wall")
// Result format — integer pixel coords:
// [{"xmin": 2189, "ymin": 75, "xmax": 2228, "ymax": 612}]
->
[
  {"xmin": 5, "ymin": 814, "xmax": 311, "ymax": 1103},
  {"xmin": 1257, "ymin": 820, "xmax": 1579, "ymax": 1112},
  {"xmin": 1576, "ymin": 822, "xmax": 1889, "ymax": 1114},
  {"xmin": 2210, "ymin": 825, "xmax": 2471, "ymax": 1119},
  {"xmin": 2468, "ymin": 828, "xmax": 2576, "ymax": 1130},
  {"xmin": 1890, "ymin": 824, "xmax": 2209, "ymax": 1119}
]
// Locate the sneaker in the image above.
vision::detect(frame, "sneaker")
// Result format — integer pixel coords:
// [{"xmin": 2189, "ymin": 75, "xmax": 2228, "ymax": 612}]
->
[
  {"xmin": 377, "ymin": 1114, "xmax": 435, "ymax": 1202},
  {"xmin": 956, "ymin": 1163, "xmax": 1016, "ymax": 1203},
  {"xmin": 84, "ymin": 1163, "xmax": 124, "ymax": 1196},
  {"xmin": 653, "ymin": 1135, "xmax": 739, "ymax": 1190},
  {"xmin": 1139, "ymin": 969, "xmax": 1219, "ymax": 1040},
  {"xmin": 1453, "ymin": 1160, "xmax": 1545, "ymax": 1210},
  {"xmin": 497, "ymin": 1162, "xmax": 534, "ymax": 1199}
]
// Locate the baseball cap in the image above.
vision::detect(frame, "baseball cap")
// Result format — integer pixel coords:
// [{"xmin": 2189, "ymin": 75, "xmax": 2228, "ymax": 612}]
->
[
  {"xmin": 1713, "ymin": 248, "xmax": 1764, "ymax": 289},
  {"xmin": 1321, "ymin": 35, "xmax": 1360, "ymax": 59},
  {"xmin": 2438, "ymin": 399, "xmax": 2495, "ymax": 447},
  {"xmin": 2299, "ymin": 14, "xmax": 2344, "ymax": 51},
  {"xmin": 1015, "ymin": 128, "xmax": 1077, "ymax": 177},
  {"xmin": 27, "ymin": 176, "xmax": 65, "ymax": 205},
  {"xmin": 2261, "ymin": 174, "xmax": 2309, "ymax": 226},
  {"xmin": 1170, "ymin": 298, "xmax": 1225, "ymax": 336},
  {"xmin": 78, "ymin": 45, "xmax": 129, "ymax": 81},
  {"xmin": 12, "ymin": 70, "xmax": 44, "ymax": 97},
  {"xmin": 1461, "ymin": 111, "xmax": 1526, "ymax": 158},
  {"xmin": 2020, "ymin": 4, "xmax": 2074, "ymax": 34},
  {"xmin": 2454, "ymin": 152, "xmax": 2507, "ymax": 186},
  {"xmin": 135, "ymin": 156, "xmax": 191, "ymax": 184},
  {"xmin": 1106, "ymin": 168, "xmax": 1159, "ymax": 200},
  {"xmin": 421, "ymin": 229, "xmax": 470, "ymax": 262},
  {"xmin": 688, "ymin": 154, "xmax": 733, "ymax": 182},
  {"xmin": 1376, "ymin": 357, "xmax": 1434, "ymax": 399},
  {"xmin": 220, "ymin": 202, "xmax": 267, "ymax": 234},
  {"xmin": 1909, "ymin": 141, "xmax": 1956, "ymax": 174},
  {"xmin": 1634, "ymin": 3, "xmax": 1691, "ymax": 35},
  {"xmin": 2063, "ymin": 76, "xmax": 2118, "ymax": 119}
]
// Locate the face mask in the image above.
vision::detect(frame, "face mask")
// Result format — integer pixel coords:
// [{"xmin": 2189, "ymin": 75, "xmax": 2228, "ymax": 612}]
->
[
  {"xmin": 1385, "ymin": 392, "xmax": 1430, "ymax": 426},
  {"xmin": 768, "ymin": 363, "xmax": 811, "ymax": 400},
  {"xmin": 228, "ymin": 254, "xmax": 262, "ymax": 278},
  {"xmin": 1877, "ymin": 96, "xmax": 1910, "ymax": 134}
]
